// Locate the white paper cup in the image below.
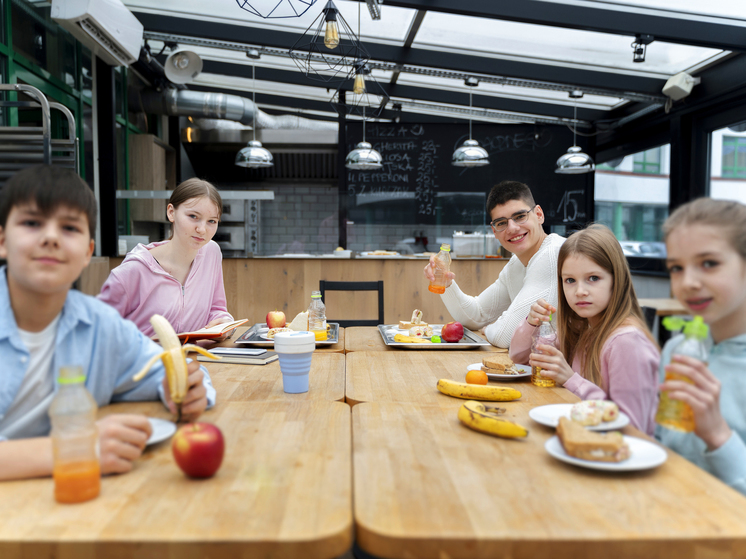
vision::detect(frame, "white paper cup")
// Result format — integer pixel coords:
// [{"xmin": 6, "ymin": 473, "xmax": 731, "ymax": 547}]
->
[{"xmin": 274, "ymin": 331, "xmax": 315, "ymax": 393}]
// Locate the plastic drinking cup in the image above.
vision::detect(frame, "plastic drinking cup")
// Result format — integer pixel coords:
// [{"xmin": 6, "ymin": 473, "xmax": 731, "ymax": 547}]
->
[{"xmin": 273, "ymin": 331, "xmax": 315, "ymax": 393}]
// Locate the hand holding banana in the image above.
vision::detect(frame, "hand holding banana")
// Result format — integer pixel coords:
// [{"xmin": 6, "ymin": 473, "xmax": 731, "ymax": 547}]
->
[{"xmin": 133, "ymin": 315, "xmax": 221, "ymax": 421}]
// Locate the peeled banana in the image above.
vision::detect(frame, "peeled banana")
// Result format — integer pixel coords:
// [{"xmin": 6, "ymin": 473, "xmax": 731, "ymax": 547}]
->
[
  {"xmin": 458, "ymin": 400, "xmax": 528, "ymax": 438},
  {"xmin": 133, "ymin": 315, "xmax": 221, "ymax": 404},
  {"xmin": 436, "ymin": 378, "xmax": 521, "ymax": 401}
]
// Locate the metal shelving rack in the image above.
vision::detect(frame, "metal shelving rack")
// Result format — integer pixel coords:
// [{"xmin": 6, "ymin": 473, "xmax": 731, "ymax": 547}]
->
[{"xmin": 0, "ymin": 83, "xmax": 78, "ymax": 185}]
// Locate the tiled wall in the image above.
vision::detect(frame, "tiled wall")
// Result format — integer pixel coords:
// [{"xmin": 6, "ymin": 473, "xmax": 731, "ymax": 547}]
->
[{"xmin": 257, "ymin": 183, "xmax": 490, "ymax": 255}]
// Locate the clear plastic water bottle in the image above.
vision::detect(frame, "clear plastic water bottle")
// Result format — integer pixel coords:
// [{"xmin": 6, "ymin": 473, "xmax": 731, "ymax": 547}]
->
[
  {"xmin": 308, "ymin": 290, "xmax": 327, "ymax": 341},
  {"xmin": 531, "ymin": 314, "xmax": 557, "ymax": 388},
  {"xmin": 656, "ymin": 316, "xmax": 709, "ymax": 432},
  {"xmin": 49, "ymin": 366, "xmax": 100, "ymax": 504},
  {"xmin": 428, "ymin": 244, "xmax": 452, "ymax": 294}
]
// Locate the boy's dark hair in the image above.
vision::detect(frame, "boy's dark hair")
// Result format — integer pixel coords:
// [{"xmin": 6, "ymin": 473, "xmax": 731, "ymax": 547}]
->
[
  {"xmin": 486, "ymin": 181, "xmax": 536, "ymax": 214},
  {"xmin": 0, "ymin": 165, "xmax": 97, "ymax": 239}
]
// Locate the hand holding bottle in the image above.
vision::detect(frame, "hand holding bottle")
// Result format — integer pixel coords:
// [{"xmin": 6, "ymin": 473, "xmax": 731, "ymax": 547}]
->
[
  {"xmin": 423, "ymin": 256, "xmax": 455, "ymax": 285},
  {"xmin": 660, "ymin": 354, "xmax": 732, "ymax": 451},
  {"xmin": 529, "ymin": 344, "xmax": 575, "ymax": 385},
  {"xmin": 527, "ymin": 299, "xmax": 556, "ymax": 327},
  {"xmin": 96, "ymin": 414, "xmax": 153, "ymax": 474}
]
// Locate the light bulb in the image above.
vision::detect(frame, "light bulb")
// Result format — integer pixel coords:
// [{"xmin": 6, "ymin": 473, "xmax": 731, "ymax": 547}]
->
[
  {"xmin": 324, "ymin": 20, "xmax": 340, "ymax": 49},
  {"xmin": 174, "ymin": 53, "xmax": 189, "ymax": 70},
  {"xmin": 353, "ymin": 73, "xmax": 366, "ymax": 95}
]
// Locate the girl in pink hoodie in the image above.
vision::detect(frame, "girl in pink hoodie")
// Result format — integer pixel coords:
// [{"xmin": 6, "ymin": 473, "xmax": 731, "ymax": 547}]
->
[
  {"xmin": 510, "ymin": 224, "xmax": 660, "ymax": 435},
  {"xmin": 99, "ymin": 179, "xmax": 233, "ymax": 338}
]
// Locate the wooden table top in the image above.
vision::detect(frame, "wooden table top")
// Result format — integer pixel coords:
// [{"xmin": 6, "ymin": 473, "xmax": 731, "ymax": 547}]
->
[
  {"xmin": 353, "ymin": 399, "xmax": 746, "ymax": 559},
  {"xmin": 639, "ymin": 298, "xmax": 688, "ymax": 316},
  {"xmin": 345, "ymin": 326, "xmax": 506, "ymax": 353},
  {"xmin": 345, "ymin": 350, "xmax": 567, "ymax": 407},
  {"xmin": 0, "ymin": 400, "xmax": 352, "ymax": 559},
  {"xmin": 215, "ymin": 326, "xmax": 346, "ymax": 353},
  {"xmin": 205, "ymin": 352, "xmax": 345, "ymax": 402}
]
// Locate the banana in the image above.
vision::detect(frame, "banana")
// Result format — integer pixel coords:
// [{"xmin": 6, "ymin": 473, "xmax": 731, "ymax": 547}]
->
[
  {"xmin": 458, "ymin": 400, "xmax": 528, "ymax": 438},
  {"xmin": 436, "ymin": 378, "xmax": 521, "ymax": 401},
  {"xmin": 133, "ymin": 315, "xmax": 221, "ymax": 404},
  {"xmin": 394, "ymin": 333, "xmax": 431, "ymax": 344}
]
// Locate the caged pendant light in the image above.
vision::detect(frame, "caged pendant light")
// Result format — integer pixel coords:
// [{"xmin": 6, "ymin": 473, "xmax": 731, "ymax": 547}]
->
[
  {"xmin": 555, "ymin": 92, "xmax": 595, "ymax": 174},
  {"xmin": 235, "ymin": 64, "xmax": 273, "ymax": 168},
  {"xmin": 345, "ymin": 106, "xmax": 383, "ymax": 170},
  {"xmin": 452, "ymin": 79, "xmax": 489, "ymax": 167}
]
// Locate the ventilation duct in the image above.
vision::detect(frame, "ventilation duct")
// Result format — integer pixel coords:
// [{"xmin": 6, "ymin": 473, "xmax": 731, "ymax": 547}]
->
[{"xmin": 139, "ymin": 89, "xmax": 336, "ymax": 131}]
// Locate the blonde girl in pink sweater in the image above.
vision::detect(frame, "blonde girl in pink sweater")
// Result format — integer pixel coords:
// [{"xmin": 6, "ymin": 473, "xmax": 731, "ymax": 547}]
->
[{"xmin": 510, "ymin": 224, "xmax": 660, "ymax": 435}]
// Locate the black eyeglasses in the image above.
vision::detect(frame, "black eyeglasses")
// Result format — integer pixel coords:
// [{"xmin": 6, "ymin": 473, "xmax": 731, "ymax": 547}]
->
[{"xmin": 489, "ymin": 206, "xmax": 537, "ymax": 232}]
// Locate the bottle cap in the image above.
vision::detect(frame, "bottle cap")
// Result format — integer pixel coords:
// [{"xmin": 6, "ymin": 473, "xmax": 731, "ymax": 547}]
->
[
  {"xmin": 683, "ymin": 315, "xmax": 709, "ymax": 340},
  {"xmin": 440, "ymin": 244, "xmax": 451, "ymax": 252},
  {"xmin": 311, "ymin": 290, "xmax": 322, "ymax": 299},
  {"xmin": 57, "ymin": 366, "xmax": 86, "ymax": 385}
]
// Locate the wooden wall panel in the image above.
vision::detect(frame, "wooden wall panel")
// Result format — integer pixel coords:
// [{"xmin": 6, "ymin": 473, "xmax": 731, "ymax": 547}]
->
[{"xmin": 82, "ymin": 256, "xmax": 509, "ymax": 325}]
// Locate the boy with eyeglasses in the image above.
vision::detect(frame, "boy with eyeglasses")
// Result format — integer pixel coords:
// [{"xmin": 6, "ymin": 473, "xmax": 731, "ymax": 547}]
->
[{"xmin": 424, "ymin": 181, "xmax": 565, "ymax": 348}]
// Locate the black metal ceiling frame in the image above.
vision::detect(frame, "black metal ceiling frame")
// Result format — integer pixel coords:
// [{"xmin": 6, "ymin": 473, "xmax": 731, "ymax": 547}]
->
[{"xmin": 134, "ymin": 10, "xmax": 668, "ymax": 110}]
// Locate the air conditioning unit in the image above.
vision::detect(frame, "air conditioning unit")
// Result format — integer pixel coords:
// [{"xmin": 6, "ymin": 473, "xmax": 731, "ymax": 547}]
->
[{"xmin": 51, "ymin": 0, "xmax": 143, "ymax": 67}]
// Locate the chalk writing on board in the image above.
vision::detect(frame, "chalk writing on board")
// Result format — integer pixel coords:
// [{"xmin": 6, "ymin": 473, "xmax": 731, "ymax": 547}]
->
[{"xmin": 551, "ymin": 189, "xmax": 587, "ymax": 222}]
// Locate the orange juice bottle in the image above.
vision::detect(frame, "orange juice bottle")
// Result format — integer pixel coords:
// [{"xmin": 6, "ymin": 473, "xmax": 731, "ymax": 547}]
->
[
  {"xmin": 531, "ymin": 314, "xmax": 557, "ymax": 388},
  {"xmin": 656, "ymin": 316, "xmax": 708, "ymax": 432},
  {"xmin": 428, "ymin": 244, "xmax": 452, "ymax": 294},
  {"xmin": 308, "ymin": 291, "xmax": 328, "ymax": 341},
  {"xmin": 49, "ymin": 366, "xmax": 100, "ymax": 504}
]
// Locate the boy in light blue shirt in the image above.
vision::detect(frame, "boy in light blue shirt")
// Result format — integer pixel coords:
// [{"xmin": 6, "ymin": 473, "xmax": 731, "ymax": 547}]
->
[{"xmin": 0, "ymin": 165, "xmax": 215, "ymax": 480}]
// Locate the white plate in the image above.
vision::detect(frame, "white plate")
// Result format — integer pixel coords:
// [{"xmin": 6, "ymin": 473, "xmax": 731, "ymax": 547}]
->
[
  {"xmin": 529, "ymin": 403, "xmax": 630, "ymax": 431},
  {"xmin": 467, "ymin": 362, "xmax": 531, "ymax": 380},
  {"xmin": 545, "ymin": 435, "xmax": 667, "ymax": 471},
  {"xmin": 147, "ymin": 418, "xmax": 177, "ymax": 446}
]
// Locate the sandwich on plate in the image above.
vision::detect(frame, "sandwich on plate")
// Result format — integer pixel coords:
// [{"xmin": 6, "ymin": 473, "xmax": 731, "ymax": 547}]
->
[
  {"xmin": 556, "ymin": 417, "xmax": 630, "ymax": 462},
  {"xmin": 482, "ymin": 354, "xmax": 521, "ymax": 375}
]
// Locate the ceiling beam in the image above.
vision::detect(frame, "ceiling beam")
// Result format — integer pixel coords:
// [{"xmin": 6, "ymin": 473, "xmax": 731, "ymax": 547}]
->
[
  {"xmin": 382, "ymin": 0, "xmax": 746, "ymax": 53},
  {"xmin": 134, "ymin": 11, "xmax": 666, "ymax": 97},
  {"xmin": 197, "ymin": 59, "xmax": 607, "ymax": 121}
]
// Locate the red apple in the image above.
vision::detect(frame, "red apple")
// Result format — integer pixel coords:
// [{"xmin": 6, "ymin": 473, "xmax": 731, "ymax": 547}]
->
[
  {"xmin": 441, "ymin": 321, "xmax": 464, "ymax": 343},
  {"xmin": 171, "ymin": 422, "xmax": 225, "ymax": 478},
  {"xmin": 266, "ymin": 310, "xmax": 286, "ymax": 328}
]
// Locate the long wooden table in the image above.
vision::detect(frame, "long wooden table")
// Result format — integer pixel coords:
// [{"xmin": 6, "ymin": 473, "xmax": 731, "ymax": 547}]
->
[
  {"xmin": 350, "ymin": 359, "xmax": 746, "ymax": 559},
  {"xmin": 0, "ymin": 400, "xmax": 352, "ymax": 559},
  {"xmin": 206, "ymin": 352, "xmax": 346, "ymax": 402},
  {"xmin": 345, "ymin": 326, "xmax": 505, "ymax": 353}
]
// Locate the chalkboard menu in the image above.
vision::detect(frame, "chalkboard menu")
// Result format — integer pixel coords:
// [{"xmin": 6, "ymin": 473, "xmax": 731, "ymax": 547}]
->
[{"xmin": 344, "ymin": 122, "xmax": 593, "ymax": 229}]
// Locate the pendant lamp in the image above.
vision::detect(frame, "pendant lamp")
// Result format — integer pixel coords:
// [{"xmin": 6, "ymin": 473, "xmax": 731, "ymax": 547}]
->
[
  {"xmin": 345, "ymin": 106, "xmax": 383, "ymax": 170},
  {"xmin": 555, "ymin": 95, "xmax": 594, "ymax": 174},
  {"xmin": 235, "ymin": 65, "xmax": 273, "ymax": 168},
  {"xmin": 452, "ymin": 84, "xmax": 489, "ymax": 167}
]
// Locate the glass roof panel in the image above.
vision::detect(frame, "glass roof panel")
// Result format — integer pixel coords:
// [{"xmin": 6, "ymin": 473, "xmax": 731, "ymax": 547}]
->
[
  {"xmin": 414, "ymin": 12, "xmax": 725, "ymax": 76},
  {"xmin": 125, "ymin": 0, "xmax": 416, "ymax": 43},
  {"xmin": 590, "ymin": 0, "xmax": 746, "ymax": 20}
]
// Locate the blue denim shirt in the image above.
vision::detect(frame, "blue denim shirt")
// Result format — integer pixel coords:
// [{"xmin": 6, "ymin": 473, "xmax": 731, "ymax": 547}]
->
[{"xmin": 0, "ymin": 267, "xmax": 216, "ymax": 440}]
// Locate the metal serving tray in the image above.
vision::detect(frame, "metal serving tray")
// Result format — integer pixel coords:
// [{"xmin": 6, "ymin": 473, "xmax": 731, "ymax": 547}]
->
[
  {"xmin": 377, "ymin": 324, "xmax": 490, "ymax": 349},
  {"xmin": 235, "ymin": 322, "xmax": 339, "ymax": 346}
]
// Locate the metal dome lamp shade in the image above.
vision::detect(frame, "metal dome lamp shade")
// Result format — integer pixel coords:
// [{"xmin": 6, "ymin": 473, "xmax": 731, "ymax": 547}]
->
[
  {"xmin": 555, "ymin": 96, "xmax": 594, "ymax": 174},
  {"xmin": 452, "ymin": 84, "xmax": 489, "ymax": 167},
  {"xmin": 345, "ymin": 106, "xmax": 383, "ymax": 170},
  {"xmin": 235, "ymin": 65, "xmax": 273, "ymax": 168}
]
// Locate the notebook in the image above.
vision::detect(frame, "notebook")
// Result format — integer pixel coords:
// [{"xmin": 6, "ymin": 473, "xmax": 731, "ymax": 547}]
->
[
  {"xmin": 197, "ymin": 347, "xmax": 278, "ymax": 366},
  {"xmin": 176, "ymin": 319, "xmax": 249, "ymax": 342}
]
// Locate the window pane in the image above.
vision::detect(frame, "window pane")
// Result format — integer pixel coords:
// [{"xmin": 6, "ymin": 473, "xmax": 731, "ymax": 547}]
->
[
  {"xmin": 712, "ymin": 128, "xmax": 746, "ymax": 197},
  {"xmin": 595, "ymin": 144, "xmax": 670, "ymax": 248},
  {"xmin": 11, "ymin": 0, "xmax": 77, "ymax": 88}
]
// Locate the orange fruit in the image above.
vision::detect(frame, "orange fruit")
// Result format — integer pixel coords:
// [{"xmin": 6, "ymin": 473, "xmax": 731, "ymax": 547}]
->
[{"xmin": 465, "ymin": 369, "xmax": 488, "ymax": 385}]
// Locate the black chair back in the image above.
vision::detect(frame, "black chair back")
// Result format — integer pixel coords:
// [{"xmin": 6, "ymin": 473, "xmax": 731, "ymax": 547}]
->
[{"xmin": 319, "ymin": 280, "xmax": 384, "ymax": 327}]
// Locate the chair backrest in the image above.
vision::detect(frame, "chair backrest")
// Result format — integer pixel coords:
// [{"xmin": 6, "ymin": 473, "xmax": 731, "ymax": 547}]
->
[
  {"xmin": 641, "ymin": 306, "xmax": 657, "ymax": 331},
  {"xmin": 319, "ymin": 280, "xmax": 384, "ymax": 327}
]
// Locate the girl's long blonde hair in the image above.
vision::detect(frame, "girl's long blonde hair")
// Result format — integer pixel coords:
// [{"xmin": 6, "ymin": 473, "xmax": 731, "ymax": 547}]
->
[{"xmin": 557, "ymin": 224, "xmax": 657, "ymax": 389}]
